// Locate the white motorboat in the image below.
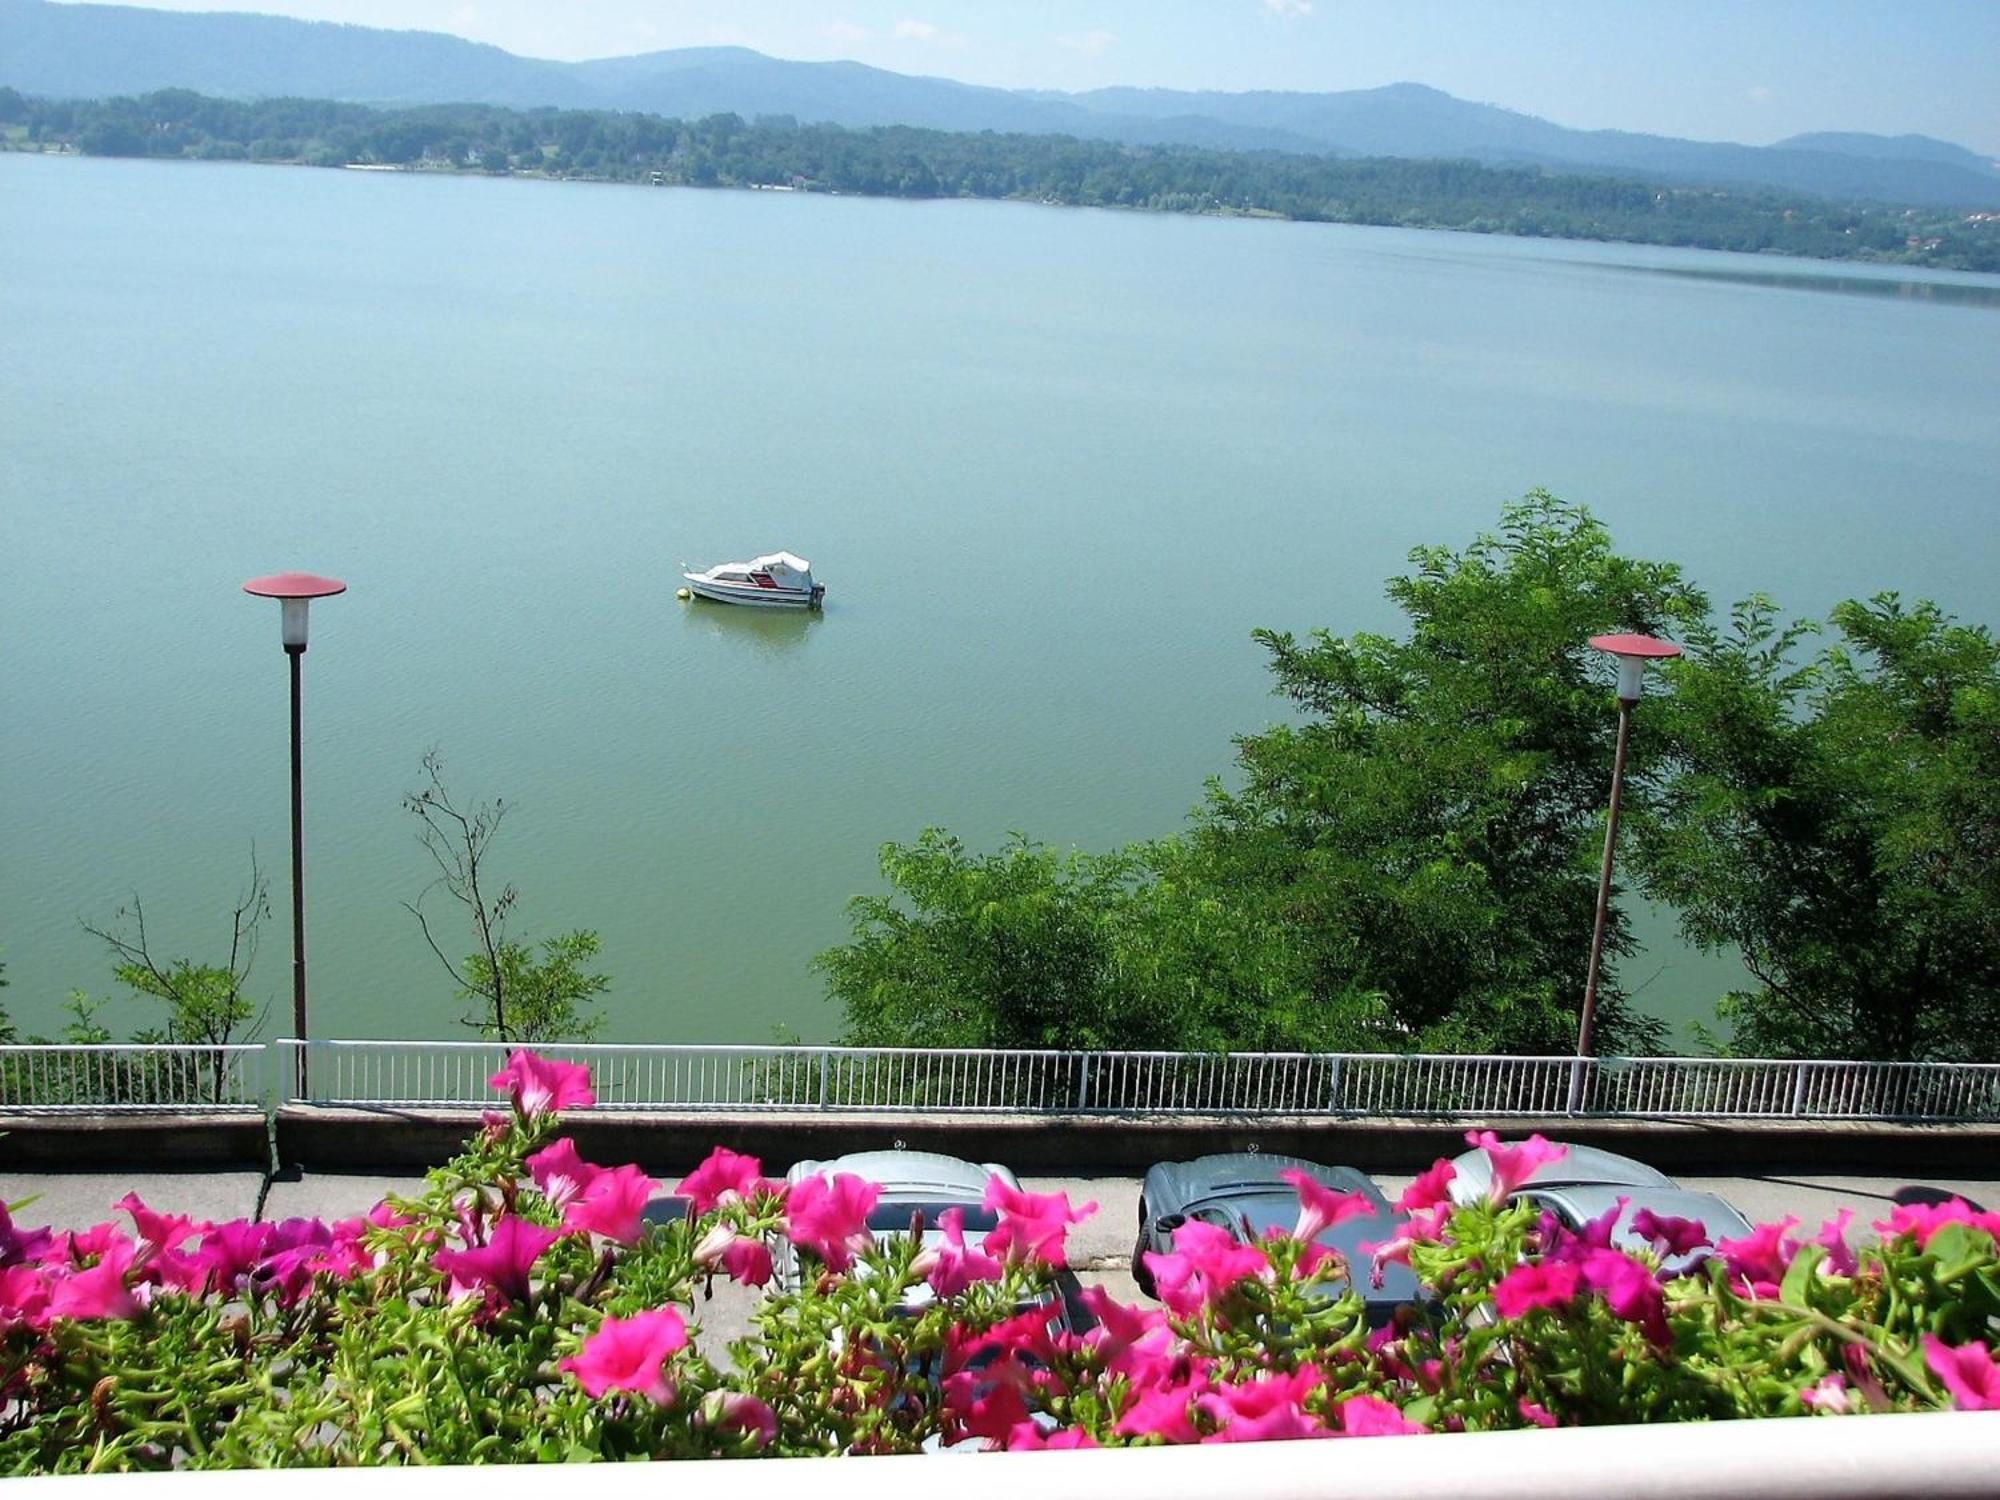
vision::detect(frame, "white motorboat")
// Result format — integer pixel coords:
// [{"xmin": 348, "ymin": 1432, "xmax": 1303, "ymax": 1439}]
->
[{"xmin": 680, "ymin": 551, "xmax": 825, "ymax": 609}]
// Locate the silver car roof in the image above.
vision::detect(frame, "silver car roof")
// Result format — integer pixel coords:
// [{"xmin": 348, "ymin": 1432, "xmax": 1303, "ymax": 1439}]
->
[
  {"xmin": 1143, "ymin": 1153, "xmax": 1388, "ymax": 1217},
  {"xmin": 1447, "ymin": 1142, "xmax": 1673, "ymax": 1204},
  {"xmin": 1518, "ymin": 1185, "xmax": 1755, "ymax": 1244},
  {"xmin": 785, "ymin": 1150, "xmax": 1017, "ymax": 1199}
]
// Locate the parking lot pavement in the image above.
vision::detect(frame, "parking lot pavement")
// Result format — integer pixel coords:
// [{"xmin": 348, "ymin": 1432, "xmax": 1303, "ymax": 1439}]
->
[
  {"xmin": 260, "ymin": 1170, "xmax": 428, "ymax": 1224},
  {"xmin": 0, "ymin": 1170, "xmax": 263, "ymax": 1231}
]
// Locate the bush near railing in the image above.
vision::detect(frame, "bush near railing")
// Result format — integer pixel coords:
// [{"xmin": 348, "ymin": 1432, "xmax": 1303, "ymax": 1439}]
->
[
  {"xmin": 0, "ymin": 1046, "xmax": 255, "ymax": 1112},
  {"xmin": 2, "ymin": 1050, "xmax": 1998, "ymax": 1472}
]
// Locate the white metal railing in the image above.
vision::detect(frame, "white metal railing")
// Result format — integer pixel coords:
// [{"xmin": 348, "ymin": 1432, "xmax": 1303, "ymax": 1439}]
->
[
  {"xmin": 2, "ymin": 1039, "xmax": 1994, "ymax": 1121},
  {"xmin": 246, "ymin": 1040, "xmax": 2000, "ymax": 1123},
  {"xmin": 0, "ymin": 1043, "xmax": 265, "ymax": 1113}
]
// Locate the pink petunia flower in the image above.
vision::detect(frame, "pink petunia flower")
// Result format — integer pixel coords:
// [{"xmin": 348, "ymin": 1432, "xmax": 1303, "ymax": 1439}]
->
[
  {"xmin": 1493, "ymin": 1259, "xmax": 1582, "ymax": 1320},
  {"xmin": 785, "ymin": 1173, "xmax": 880, "ymax": 1273},
  {"xmin": 487, "ymin": 1050, "xmax": 595, "ymax": 1119},
  {"xmin": 691, "ymin": 1222, "xmax": 776, "ymax": 1288},
  {"xmin": 561, "ymin": 1164, "xmax": 658, "ymax": 1246},
  {"xmin": 1923, "ymin": 1335, "xmax": 2000, "ymax": 1411},
  {"xmin": 1800, "ymin": 1375, "xmax": 1853, "ymax": 1414},
  {"xmin": 433, "ymin": 1214, "xmax": 561, "ymax": 1304},
  {"xmin": 1518, "ymin": 1399, "xmax": 1559, "ymax": 1428},
  {"xmin": 1200, "ymin": 1365, "xmax": 1329, "ymax": 1443},
  {"xmin": 190, "ymin": 1219, "xmax": 274, "ymax": 1295},
  {"xmin": 1874, "ymin": 1199, "xmax": 2000, "ymax": 1250},
  {"xmin": 1335, "ymin": 1394, "xmax": 1430, "ymax": 1436},
  {"xmin": 1716, "ymin": 1217, "xmax": 1799, "ymax": 1297},
  {"xmin": 1813, "ymin": 1209, "xmax": 1859, "ymax": 1277},
  {"xmin": 1394, "ymin": 1159, "xmax": 1457, "ymax": 1214},
  {"xmin": 47, "ymin": 1237, "xmax": 139, "ymax": 1322},
  {"xmin": 1116, "ymin": 1382, "xmax": 1205, "ymax": 1444},
  {"xmin": 114, "ymin": 1194, "xmax": 206, "ymax": 1259},
  {"xmin": 1077, "ymin": 1284, "xmax": 1170, "ymax": 1369},
  {"xmin": 698, "ymin": 1390, "xmax": 778, "ymax": 1447},
  {"xmin": 1005, "ymin": 1421, "xmax": 1098, "ymax": 1451},
  {"xmin": 677, "ymin": 1147, "xmax": 782, "ymax": 1214},
  {"xmin": 1145, "ymin": 1220, "xmax": 1272, "ymax": 1318},
  {"xmin": 982, "ymin": 1179, "xmax": 1096, "ymax": 1270},
  {"xmin": 0, "ymin": 1263, "xmax": 50, "ymax": 1329},
  {"xmin": 1280, "ymin": 1169, "xmax": 1375, "ymax": 1244},
  {"xmin": 917, "ymin": 1205, "xmax": 1004, "ymax": 1298},
  {"xmin": 1630, "ymin": 1208, "xmax": 1710, "ymax": 1260},
  {"xmin": 1578, "ymin": 1248, "xmax": 1668, "ymax": 1346},
  {"xmin": 560, "ymin": 1307, "xmax": 688, "ymax": 1403},
  {"xmin": 256, "ymin": 1217, "xmax": 336, "ymax": 1306},
  {"xmin": 527, "ymin": 1138, "xmax": 604, "ymax": 1212},
  {"xmin": 1465, "ymin": 1131, "xmax": 1568, "ymax": 1207},
  {"xmin": 0, "ymin": 1203, "xmax": 53, "ymax": 1270},
  {"xmin": 1363, "ymin": 1200, "xmax": 1451, "ymax": 1288}
]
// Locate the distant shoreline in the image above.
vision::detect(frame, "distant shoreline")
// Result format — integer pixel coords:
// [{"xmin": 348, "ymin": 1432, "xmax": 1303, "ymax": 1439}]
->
[{"xmin": 5, "ymin": 91, "xmax": 1996, "ymax": 275}]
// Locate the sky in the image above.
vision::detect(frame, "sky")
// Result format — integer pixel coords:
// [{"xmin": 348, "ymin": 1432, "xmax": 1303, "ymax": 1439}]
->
[{"xmin": 57, "ymin": 1, "xmax": 2000, "ymax": 155}]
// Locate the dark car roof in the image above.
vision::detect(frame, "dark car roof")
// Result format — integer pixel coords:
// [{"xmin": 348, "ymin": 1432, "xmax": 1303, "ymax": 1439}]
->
[{"xmin": 1144, "ymin": 1153, "xmax": 1390, "ymax": 1216}]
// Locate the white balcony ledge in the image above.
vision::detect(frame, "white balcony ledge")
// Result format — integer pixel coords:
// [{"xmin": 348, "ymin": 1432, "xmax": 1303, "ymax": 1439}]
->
[{"xmin": 11, "ymin": 1410, "xmax": 1999, "ymax": 1499}]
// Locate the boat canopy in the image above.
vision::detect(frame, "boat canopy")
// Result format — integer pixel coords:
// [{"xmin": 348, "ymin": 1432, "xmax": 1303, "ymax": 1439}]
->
[{"xmin": 750, "ymin": 551, "xmax": 813, "ymax": 578}]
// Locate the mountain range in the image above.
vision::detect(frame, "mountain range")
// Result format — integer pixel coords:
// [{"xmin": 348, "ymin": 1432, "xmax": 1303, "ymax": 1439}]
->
[{"xmin": 4, "ymin": 0, "xmax": 1996, "ymax": 208}]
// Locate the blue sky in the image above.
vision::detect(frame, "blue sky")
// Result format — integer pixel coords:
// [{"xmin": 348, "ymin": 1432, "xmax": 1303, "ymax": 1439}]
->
[{"xmin": 69, "ymin": 1, "xmax": 2000, "ymax": 154}]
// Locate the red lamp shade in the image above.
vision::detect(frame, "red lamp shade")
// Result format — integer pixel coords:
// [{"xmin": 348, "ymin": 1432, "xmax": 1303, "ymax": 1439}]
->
[
  {"xmin": 244, "ymin": 572, "xmax": 347, "ymax": 649},
  {"xmin": 1588, "ymin": 631, "xmax": 1682, "ymax": 702}
]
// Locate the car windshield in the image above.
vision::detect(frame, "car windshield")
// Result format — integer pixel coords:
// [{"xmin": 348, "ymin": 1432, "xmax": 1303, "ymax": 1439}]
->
[
  {"xmin": 866, "ymin": 1203, "xmax": 999, "ymax": 1233},
  {"xmin": 1213, "ymin": 1198, "xmax": 1423, "ymax": 1310}
]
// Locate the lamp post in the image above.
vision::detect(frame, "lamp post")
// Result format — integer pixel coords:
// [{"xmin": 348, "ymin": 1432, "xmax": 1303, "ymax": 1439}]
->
[
  {"xmin": 1572, "ymin": 631, "xmax": 1682, "ymax": 1112},
  {"xmin": 242, "ymin": 572, "xmax": 346, "ymax": 1096}
]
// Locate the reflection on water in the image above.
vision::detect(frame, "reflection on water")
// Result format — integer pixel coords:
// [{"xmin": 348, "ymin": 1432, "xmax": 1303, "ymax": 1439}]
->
[
  {"xmin": 677, "ymin": 596, "xmax": 825, "ymax": 657},
  {"xmin": 1599, "ymin": 261, "xmax": 2000, "ymax": 311}
]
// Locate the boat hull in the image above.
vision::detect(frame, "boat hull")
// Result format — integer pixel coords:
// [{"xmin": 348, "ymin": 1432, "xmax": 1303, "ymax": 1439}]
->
[{"xmin": 683, "ymin": 576, "xmax": 821, "ymax": 609}]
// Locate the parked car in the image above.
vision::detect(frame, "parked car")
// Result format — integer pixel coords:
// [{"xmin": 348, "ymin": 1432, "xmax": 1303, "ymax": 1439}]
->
[
  {"xmin": 1445, "ymin": 1141, "xmax": 1673, "ymax": 1208},
  {"xmin": 774, "ymin": 1149, "xmax": 1020, "ymax": 1301},
  {"xmin": 1132, "ymin": 1153, "xmax": 1421, "ymax": 1324},
  {"xmin": 1513, "ymin": 1183, "xmax": 1755, "ymax": 1275}
]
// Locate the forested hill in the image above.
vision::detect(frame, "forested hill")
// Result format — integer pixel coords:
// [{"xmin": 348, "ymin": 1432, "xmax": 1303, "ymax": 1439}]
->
[
  {"xmin": 5, "ymin": 89, "xmax": 1996, "ymax": 274},
  {"xmin": 3, "ymin": 0, "xmax": 1998, "ymax": 209}
]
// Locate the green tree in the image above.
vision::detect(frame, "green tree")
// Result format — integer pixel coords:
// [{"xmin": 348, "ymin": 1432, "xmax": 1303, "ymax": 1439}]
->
[
  {"xmin": 817, "ymin": 830, "xmax": 1386, "ymax": 1052},
  {"xmin": 1188, "ymin": 492, "xmax": 1703, "ymax": 1054},
  {"xmin": 81, "ymin": 861, "xmax": 270, "ymax": 1052},
  {"xmin": 404, "ymin": 750, "xmax": 609, "ymax": 1043},
  {"xmin": 1639, "ymin": 593, "xmax": 2000, "ymax": 1060}
]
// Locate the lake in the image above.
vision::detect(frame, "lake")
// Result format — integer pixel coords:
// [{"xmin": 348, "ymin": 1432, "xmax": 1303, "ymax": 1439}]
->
[{"xmin": 3, "ymin": 152, "xmax": 1997, "ymax": 1048}]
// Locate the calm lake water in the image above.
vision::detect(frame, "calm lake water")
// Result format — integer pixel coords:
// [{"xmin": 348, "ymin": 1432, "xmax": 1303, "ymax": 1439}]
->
[{"xmin": 4, "ymin": 153, "xmax": 1997, "ymax": 1048}]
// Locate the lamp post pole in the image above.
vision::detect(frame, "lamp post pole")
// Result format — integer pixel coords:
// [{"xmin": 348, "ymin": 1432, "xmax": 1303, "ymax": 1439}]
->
[
  {"xmin": 1571, "ymin": 632, "xmax": 1682, "ymax": 1113},
  {"xmin": 243, "ymin": 572, "xmax": 347, "ymax": 1098}
]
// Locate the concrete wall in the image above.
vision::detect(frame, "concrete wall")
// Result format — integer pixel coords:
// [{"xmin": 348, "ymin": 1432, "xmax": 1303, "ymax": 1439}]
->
[
  {"xmin": 270, "ymin": 1107, "xmax": 2000, "ymax": 1177},
  {"xmin": 0, "ymin": 1112, "xmax": 270, "ymax": 1170},
  {"xmin": 5, "ymin": 1106, "xmax": 1997, "ymax": 1178}
]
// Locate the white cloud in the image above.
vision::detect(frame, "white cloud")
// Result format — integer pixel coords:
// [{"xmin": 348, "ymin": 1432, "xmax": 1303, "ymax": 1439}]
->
[
  {"xmin": 1263, "ymin": 0, "xmax": 1313, "ymax": 16},
  {"xmin": 826, "ymin": 21, "xmax": 870, "ymax": 45},
  {"xmin": 450, "ymin": 3, "xmax": 478, "ymax": 28},
  {"xmin": 1747, "ymin": 84, "xmax": 1774, "ymax": 103},
  {"xmin": 892, "ymin": 18, "xmax": 966, "ymax": 47},
  {"xmin": 1055, "ymin": 29, "xmax": 1117, "ymax": 56}
]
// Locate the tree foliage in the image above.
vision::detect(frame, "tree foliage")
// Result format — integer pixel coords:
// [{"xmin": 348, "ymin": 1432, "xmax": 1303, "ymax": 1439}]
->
[
  {"xmin": 817, "ymin": 831, "xmax": 1384, "ymax": 1053},
  {"xmin": 78, "ymin": 860, "xmax": 271, "ymax": 1051},
  {"xmin": 826, "ymin": 495, "xmax": 1705, "ymax": 1056},
  {"xmin": 1638, "ymin": 594, "xmax": 2000, "ymax": 1060},
  {"xmin": 404, "ymin": 751, "xmax": 609, "ymax": 1043},
  {"xmin": 1191, "ymin": 492, "xmax": 1701, "ymax": 1054}
]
